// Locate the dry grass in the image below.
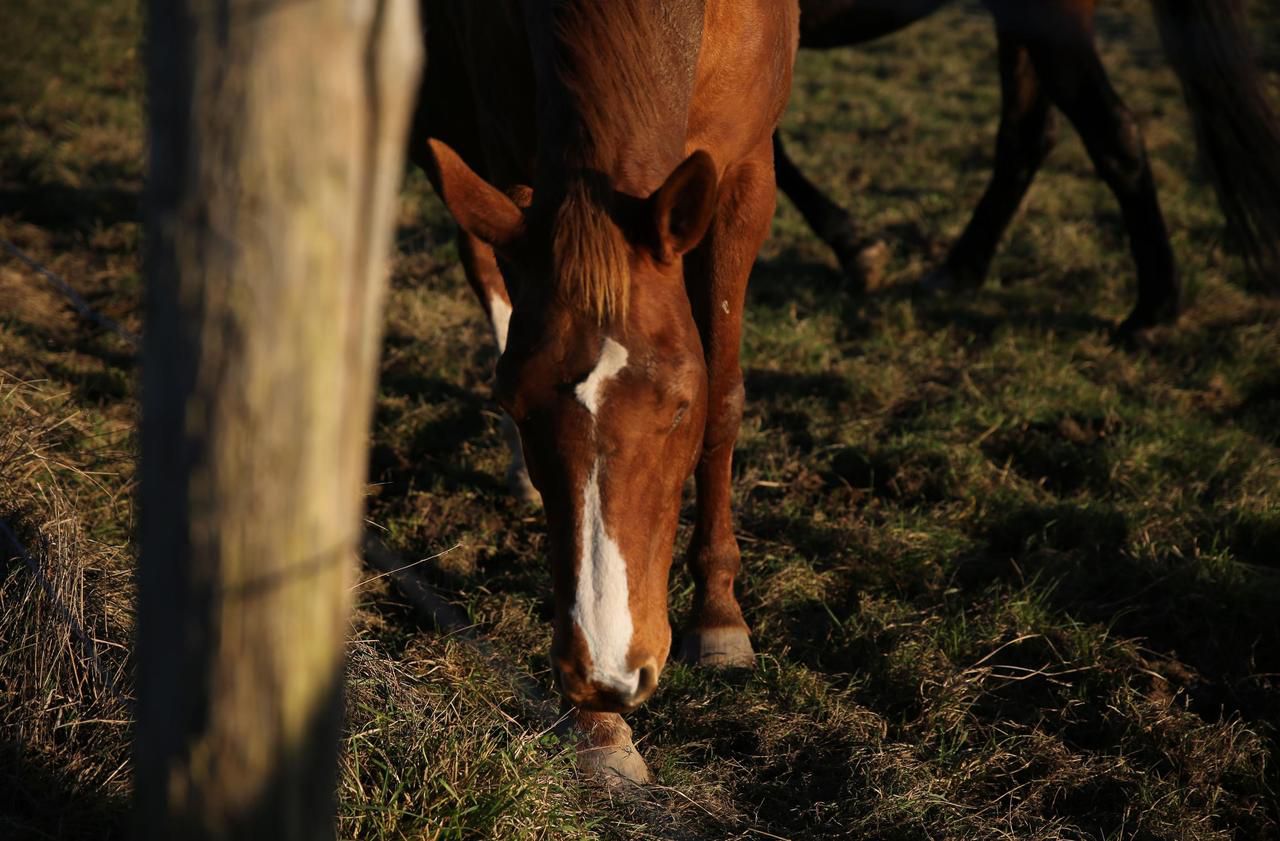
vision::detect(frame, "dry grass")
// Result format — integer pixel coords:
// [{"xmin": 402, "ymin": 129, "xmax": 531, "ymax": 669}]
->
[
  {"xmin": 0, "ymin": 378, "xmax": 133, "ymax": 839},
  {"xmin": 2, "ymin": 0, "xmax": 1279, "ymax": 838}
]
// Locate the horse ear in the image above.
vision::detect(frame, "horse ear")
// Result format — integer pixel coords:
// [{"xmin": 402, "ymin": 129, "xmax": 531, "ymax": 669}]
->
[
  {"xmin": 424, "ymin": 139, "xmax": 524, "ymax": 250},
  {"xmin": 649, "ymin": 150, "xmax": 718, "ymax": 263}
]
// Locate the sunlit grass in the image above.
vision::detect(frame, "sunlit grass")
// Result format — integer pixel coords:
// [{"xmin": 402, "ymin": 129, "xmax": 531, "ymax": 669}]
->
[{"xmin": 1, "ymin": 0, "xmax": 1277, "ymax": 838}]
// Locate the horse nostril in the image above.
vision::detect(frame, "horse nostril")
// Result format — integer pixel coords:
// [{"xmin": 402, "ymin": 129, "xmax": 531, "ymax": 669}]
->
[
  {"xmin": 634, "ymin": 660, "xmax": 659, "ymax": 703},
  {"xmin": 553, "ymin": 660, "xmax": 584, "ymax": 698}
]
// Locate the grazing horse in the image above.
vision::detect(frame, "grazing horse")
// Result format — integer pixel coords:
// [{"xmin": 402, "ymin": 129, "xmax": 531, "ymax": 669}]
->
[
  {"xmin": 411, "ymin": 0, "xmax": 798, "ymax": 782},
  {"xmin": 776, "ymin": 0, "xmax": 1280, "ymax": 336}
]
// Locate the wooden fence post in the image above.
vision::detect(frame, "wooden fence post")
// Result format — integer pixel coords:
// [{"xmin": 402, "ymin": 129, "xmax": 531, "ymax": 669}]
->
[{"xmin": 135, "ymin": 1, "xmax": 422, "ymax": 837}]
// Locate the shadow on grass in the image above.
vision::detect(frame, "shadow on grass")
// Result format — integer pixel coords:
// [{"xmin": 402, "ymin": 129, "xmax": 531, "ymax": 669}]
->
[
  {"xmin": 1227, "ymin": 369, "xmax": 1280, "ymax": 448},
  {"xmin": 911, "ymin": 283, "xmax": 1118, "ymax": 346},
  {"xmin": 742, "ymin": 484, "xmax": 1279, "ymax": 724},
  {"xmin": 45, "ymin": 354, "xmax": 135, "ymax": 404},
  {"xmin": 0, "ymin": 183, "xmax": 140, "ymax": 236},
  {"xmin": 745, "ymin": 367, "xmax": 853, "ymax": 404},
  {"xmin": 749, "ymin": 247, "xmax": 1123, "ymax": 351},
  {"xmin": 748, "ymin": 248, "xmax": 847, "ymax": 308},
  {"xmin": 980, "ymin": 416, "xmax": 1119, "ymax": 497},
  {"xmin": 393, "ymin": 216, "xmax": 461, "ymax": 261},
  {"xmin": 369, "ymin": 392, "xmax": 504, "ymax": 499},
  {"xmin": 965, "ymin": 500, "xmax": 1280, "ymax": 721},
  {"xmin": 657, "ymin": 489, "xmax": 1280, "ymax": 837},
  {"xmin": 0, "ymin": 741, "xmax": 127, "ymax": 840}
]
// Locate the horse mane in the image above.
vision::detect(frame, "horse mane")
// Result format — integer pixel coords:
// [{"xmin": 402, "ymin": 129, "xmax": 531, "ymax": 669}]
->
[
  {"xmin": 537, "ymin": 0, "xmax": 706, "ymax": 324},
  {"xmin": 552, "ymin": 179, "xmax": 631, "ymax": 326}
]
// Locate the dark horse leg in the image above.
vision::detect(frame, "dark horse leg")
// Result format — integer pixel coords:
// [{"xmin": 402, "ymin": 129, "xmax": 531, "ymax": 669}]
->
[
  {"xmin": 776, "ymin": 0, "xmax": 949, "ymax": 290},
  {"xmin": 773, "ymin": 132, "xmax": 887, "ymax": 292},
  {"xmin": 925, "ymin": 31, "xmax": 1057, "ymax": 293},
  {"xmin": 945, "ymin": 1, "xmax": 1179, "ymax": 334},
  {"xmin": 782, "ymin": 0, "xmax": 1180, "ymax": 333}
]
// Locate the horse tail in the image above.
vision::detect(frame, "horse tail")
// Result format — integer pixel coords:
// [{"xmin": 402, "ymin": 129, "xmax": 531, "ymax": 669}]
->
[{"xmin": 1151, "ymin": 0, "xmax": 1280, "ymax": 286}]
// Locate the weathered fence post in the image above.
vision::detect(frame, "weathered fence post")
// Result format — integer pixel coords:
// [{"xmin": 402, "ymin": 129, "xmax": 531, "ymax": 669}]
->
[{"xmin": 135, "ymin": 1, "xmax": 422, "ymax": 837}]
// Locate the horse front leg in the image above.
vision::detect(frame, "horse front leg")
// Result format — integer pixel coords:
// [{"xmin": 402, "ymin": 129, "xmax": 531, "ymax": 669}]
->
[
  {"xmin": 456, "ymin": 231, "xmax": 539, "ymax": 504},
  {"xmin": 678, "ymin": 147, "xmax": 777, "ymax": 667},
  {"xmin": 557, "ymin": 708, "xmax": 651, "ymax": 785}
]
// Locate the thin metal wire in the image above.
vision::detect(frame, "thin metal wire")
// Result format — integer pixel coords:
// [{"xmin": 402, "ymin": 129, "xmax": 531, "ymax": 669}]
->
[{"xmin": 1, "ymin": 237, "xmax": 141, "ymax": 347}]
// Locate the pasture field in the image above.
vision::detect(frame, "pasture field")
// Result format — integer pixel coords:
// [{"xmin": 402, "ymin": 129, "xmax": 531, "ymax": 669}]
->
[{"xmin": 3, "ymin": 1, "xmax": 1279, "ymax": 838}]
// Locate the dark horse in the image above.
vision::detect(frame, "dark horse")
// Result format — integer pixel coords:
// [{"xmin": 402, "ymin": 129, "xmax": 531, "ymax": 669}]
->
[
  {"xmin": 777, "ymin": 0, "xmax": 1280, "ymax": 335},
  {"xmin": 412, "ymin": 0, "xmax": 798, "ymax": 782}
]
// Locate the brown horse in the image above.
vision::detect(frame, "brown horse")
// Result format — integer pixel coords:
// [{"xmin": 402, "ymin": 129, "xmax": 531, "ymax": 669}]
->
[
  {"xmin": 411, "ymin": 0, "xmax": 798, "ymax": 782},
  {"xmin": 777, "ymin": 0, "xmax": 1280, "ymax": 336}
]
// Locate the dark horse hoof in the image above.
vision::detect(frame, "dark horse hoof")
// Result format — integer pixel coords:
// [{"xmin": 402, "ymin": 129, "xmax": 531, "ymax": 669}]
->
[
  {"xmin": 826, "ymin": 227, "xmax": 888, "ymax": 294},
  {"xmin": 919, "ymin": 264, "xmax": 983, "ymax": 295},
  {"xmin": 1112, "ymin": 298, "xmax": 1180, "ymax": 346}
]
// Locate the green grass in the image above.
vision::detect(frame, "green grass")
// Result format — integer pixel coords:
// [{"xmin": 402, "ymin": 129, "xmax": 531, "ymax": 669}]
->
[{"xmin": 2, "ymin": 0, "xmax": 1279, "ymax": 838}]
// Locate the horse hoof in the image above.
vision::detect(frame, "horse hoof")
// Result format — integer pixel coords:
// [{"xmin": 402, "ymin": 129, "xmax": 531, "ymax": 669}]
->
[
  {"xmin": 851, "ymin": 240, "xmax": 889, "ymax": 291},
  {"xmin": 563, "ymin": 713, "xmax": 652, "ymax": 785},
  {"xmin": 920, "ymin": 263, "xmax": 984, "ymax": 296},
  {"xmin": 678, "ymin": 626, "xmax": 755, "ymax": 668},
  {"xmin": 1113, "ymin": 302, "xmax": 1179, "ymax": 345},
  {"xmin": 506, "ymin": 464, "xmax": 541, "ymax": 506},
  {"xmin": 919, "ymin": 265, "xmax": 959, "ymax": 294},
  {"xmin": 828, "ymin": 232, "xmax": 888, "ymax": 294},
  {"xmin": 578, "ymin": 739, "xmax": 652, "ymax": 786}
]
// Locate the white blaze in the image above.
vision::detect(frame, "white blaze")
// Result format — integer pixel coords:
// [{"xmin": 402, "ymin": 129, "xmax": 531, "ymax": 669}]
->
[
  {"xmin": 573, "ymin": 462, "xmax": 638, "ymax": 695},
  {"xmin": 570, "ymin": 338, "xmax": 637, "ymax": 694},
  {"xmin": 489, "ymin": 294, "xmax": 513, "ymax": 353},
  {"xmin": 574, "ymin": 337, "xmax": 629, "ymax": 415}
]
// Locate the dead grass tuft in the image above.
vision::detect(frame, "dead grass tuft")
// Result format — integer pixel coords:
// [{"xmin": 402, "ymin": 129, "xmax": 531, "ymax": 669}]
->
[{"xmin": 0, "ymin": 377, "xmax": 132, "ymax": 838}]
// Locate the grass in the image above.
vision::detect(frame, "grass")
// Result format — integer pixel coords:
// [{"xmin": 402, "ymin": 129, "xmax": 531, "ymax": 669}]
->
[{"xmin": 3, "ymin": 0, "xmax": 1279, "ymax": 838}]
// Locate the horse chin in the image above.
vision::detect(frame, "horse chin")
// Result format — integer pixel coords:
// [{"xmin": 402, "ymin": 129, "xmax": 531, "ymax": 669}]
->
[
  {"xmin": 560, "ymin": 673, "xmax": 657, "ymax": 715},
  {"xmin": 573, "ymin": 693, "xmax": 643, "ymax": 716}
]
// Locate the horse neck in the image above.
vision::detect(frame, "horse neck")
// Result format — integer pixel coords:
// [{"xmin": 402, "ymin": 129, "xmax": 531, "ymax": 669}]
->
[{"xmin": 528, "ymin": 0, "xmax": 706, "ymax": 197}]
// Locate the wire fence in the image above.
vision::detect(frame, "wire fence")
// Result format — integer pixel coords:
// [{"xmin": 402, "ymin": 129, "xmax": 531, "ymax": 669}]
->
[{"xmin": 1, "ymin": 238, "xmax": 141, "ymax": 347}]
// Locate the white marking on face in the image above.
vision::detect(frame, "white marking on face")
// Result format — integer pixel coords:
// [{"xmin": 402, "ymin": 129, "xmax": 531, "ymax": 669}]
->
[
  {"xmin": 566, "ymin": 338, "xmax": 636, "ymax": 694},
  {"xmin": 572, "ymin": 462, "xmax": 638, "ymax": 696},
  {"xmin": 721, "ymin": 298, "xmax": 730, "ymax": 314},
  {"xmin": 489, "ymin": 294, "xmax": 513, "ymax": 353},
  {"xmin": 574, "ymin": 337, "xmax": 629, "ymax": 415}
]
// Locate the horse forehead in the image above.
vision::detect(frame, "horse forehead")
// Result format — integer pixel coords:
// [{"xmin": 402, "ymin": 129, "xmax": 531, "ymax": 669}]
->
[{"xmin": 574, "ymin": 337, "xmax": 630, "ymax": 415}]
